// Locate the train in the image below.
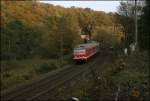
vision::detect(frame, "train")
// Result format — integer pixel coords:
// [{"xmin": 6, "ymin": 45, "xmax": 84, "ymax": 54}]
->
[{"xmin": 73, "ymin": 41, "xmax": 100, "ymax": 61}]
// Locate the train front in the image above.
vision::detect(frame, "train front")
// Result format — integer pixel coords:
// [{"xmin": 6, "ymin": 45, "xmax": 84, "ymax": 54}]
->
[{"xmin": 73, "ymin": 44, "xmax": 86, "ymax": 60}]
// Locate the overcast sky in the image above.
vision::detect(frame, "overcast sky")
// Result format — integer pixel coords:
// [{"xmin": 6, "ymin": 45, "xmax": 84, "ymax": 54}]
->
[{"xmin": 39, "ymin": 1, "xmax": 121, "ymax": 13}]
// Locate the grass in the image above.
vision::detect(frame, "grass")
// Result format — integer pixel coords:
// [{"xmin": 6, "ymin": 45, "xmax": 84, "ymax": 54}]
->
[{"xmin": 1, "ymin": 54, "xmax": 72, "ymax": 90}]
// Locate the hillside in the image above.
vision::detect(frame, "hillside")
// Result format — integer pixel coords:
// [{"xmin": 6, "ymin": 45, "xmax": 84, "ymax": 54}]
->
[{"xmin": 1, "ymin": 1, "xmax": 122, "ymax": 60}]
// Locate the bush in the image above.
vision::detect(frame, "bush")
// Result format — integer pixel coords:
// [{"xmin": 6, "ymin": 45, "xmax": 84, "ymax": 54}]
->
[
  {"xmin": 22, "ymin": 70, "xmax": 35, "ymax": 80},
  {"xmin": 35, "ymin": 62, "xmax": 56, "ymax": 74},
  {"xmin": 35, "ymin": 63, "xmax": 49, "ymax": 74},
  {"xmin": 2, "ymin": 72, "xmax": 12, "ymax": 78},
  {"xmin": 1, "ymin": 74, "xmax": 25, "ymax": 90}
]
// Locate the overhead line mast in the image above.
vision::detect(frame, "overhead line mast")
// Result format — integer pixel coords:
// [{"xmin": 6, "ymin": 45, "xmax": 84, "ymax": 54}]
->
[{"xmin": 135, "ymin": 0, "xmax": 138, "ymax": 46}]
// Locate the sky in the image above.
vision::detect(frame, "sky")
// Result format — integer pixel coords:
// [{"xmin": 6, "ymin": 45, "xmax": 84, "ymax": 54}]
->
[{"xmin": 39, "ymin": 1, "xmax": 121, "ymax": 13}]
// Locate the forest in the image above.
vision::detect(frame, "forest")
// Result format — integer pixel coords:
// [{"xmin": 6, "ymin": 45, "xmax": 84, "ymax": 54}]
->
[
  {"xmin": 1, "ymin": 1, "xmax": 149, "ymax": 61},
  {"xmin": 1, "ymin": 1, "xmax": 124, "ymax": 60}
]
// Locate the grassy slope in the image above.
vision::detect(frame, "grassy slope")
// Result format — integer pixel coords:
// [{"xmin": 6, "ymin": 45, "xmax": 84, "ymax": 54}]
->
[{"xmin": 1, "ymin": 54, "xmax": 72, "ymax": 90}]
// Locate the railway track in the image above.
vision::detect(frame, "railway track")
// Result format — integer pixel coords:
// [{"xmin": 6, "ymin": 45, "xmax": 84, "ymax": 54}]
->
[
  {"xmin": 39, "ymin": 51, "xmax": 114, "ymax": 100},
  {"xmin": 1, "ymin": 51, "xmax": 113, "ymax": 101}
]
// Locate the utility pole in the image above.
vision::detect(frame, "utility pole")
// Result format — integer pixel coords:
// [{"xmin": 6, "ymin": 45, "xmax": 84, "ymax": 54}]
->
[
  {"xmin": 60, "ymin": 15, "xmax": 64, "ymax": 66},
  {"xmin": 135, "ymin": 0, "xmax": 138, "ymax": 46},
  {"xmin": 57, "ymin": 14, "xmax": 64, "ymax": 66}
]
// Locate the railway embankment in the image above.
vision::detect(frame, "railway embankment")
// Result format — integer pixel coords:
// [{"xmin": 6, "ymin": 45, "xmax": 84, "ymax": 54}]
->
[
  {"xmin": 1, "ymin": 54, "xmax": 72, "ymax": 90},
  {"xmin": 51, "ymin": 50, "xmax": 149, "ymax": 101}
]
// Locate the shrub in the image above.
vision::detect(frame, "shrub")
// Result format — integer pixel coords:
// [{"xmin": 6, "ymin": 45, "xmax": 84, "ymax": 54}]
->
[
  {"xmin": 35, "ymin": 62, "xmax": 56, "ymax": 74},
  {"xmin": 1, "ymin": 74, "xmax": 25, "ymax": 90},
  {"xmin": 35, "ymin": 63, "xmax": 49, "ymax": 74},
  {"xmin": 2, "ymin": 72, "xmax": 12, "ymax": 78}
]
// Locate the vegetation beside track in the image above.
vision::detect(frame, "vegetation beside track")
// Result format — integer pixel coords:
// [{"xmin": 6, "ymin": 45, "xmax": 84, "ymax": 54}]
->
[
  {"xmin": 1, "ymin": 54, "xmax": 73, "ymax": 90},
  {"xmin": 54, "ymin": 50, "xmax": 149, "ymax": 101}
]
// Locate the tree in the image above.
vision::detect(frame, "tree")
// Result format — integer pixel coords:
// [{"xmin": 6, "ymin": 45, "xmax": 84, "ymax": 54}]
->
[
  {"xmin": 138, "ymin": 0, "xmax": 150, "ymax": 50},
  {"xmin": 1, "ymin": 0, "xmax": 121, "ymax": 60},
  {"xmin": 78, "ymin": 8, "xmax": 96, "ymax": 39},
  {"xmin": 116, "ymin": 1, "xmax": 144, "ymax": 48},
  {"xmin": 116, "ymin": 1, "xmax": 135, "ymax": 48},
  {"xmin": 1, "ymin": 20, "xmax": 42, "ymax": 60}
]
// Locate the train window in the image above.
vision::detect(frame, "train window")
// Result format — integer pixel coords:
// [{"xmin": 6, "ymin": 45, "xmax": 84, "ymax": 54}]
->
[
  {"xmin": 79, "ymin": 46, "xmax": 85, "ymax": 48},
  {"xmin": 74, "ymin": 45, "xmax": 85, "ymax": 50}
]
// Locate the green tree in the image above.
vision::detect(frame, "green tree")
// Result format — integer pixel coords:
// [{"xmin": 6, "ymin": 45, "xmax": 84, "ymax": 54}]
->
[{"xmin": 1, "ymin": 20, "xmax": 42, "ymax": 60}]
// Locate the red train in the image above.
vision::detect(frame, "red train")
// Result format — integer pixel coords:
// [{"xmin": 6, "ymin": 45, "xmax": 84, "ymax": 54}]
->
[{"xmin": 73, "ymin": 41, "xmax": 99, "ymax": 61}]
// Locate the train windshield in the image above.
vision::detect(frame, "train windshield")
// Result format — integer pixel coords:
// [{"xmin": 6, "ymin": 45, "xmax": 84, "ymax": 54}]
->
[{"xmin": 74, "ymin": 45, "xmax": 85, "ymax": 50}]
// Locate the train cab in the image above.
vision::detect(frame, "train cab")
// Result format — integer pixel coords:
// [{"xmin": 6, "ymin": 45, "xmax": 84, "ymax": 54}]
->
[{"xmin": 73, "ymin": 41, "xmax": 99, "ymax": 60}]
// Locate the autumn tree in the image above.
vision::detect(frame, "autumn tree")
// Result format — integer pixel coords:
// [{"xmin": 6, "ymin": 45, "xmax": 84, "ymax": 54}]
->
[
  {"xmin": 78, "ymin": 8, "xmax": 96, "ymax": 39},
  {"xmin": 1, "ymin": 1, "xmax": 119, "ymax": 60}
]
